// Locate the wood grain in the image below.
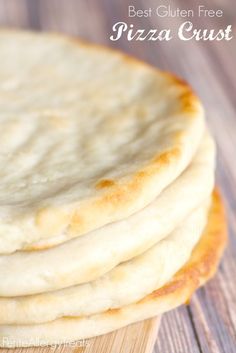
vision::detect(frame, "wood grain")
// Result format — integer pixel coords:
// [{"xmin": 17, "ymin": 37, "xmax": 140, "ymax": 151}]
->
[{"xmin": 0, "ymin": 0, "xmax": 235, "ymax": 352}]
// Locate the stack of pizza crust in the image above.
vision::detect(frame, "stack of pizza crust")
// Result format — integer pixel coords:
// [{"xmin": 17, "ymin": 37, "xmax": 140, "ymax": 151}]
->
[{"xmin": 0, "ymin": 30, "xmax": 227, "ymax": 347}]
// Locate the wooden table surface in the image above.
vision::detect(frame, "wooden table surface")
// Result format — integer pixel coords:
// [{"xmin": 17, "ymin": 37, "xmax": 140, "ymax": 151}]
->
[{"xmin": 0, "ymin": 0, "xmax": 235, "ymax": 352}]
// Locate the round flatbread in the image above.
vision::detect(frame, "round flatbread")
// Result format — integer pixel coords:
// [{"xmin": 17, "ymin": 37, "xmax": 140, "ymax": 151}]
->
[
  {"xmin": 0, "ymin": 134, "xmax": 215, "ymax": 296},
  {"xmin": 0, "ymin": 30, "xmax": 204, "ymax": 253},
  {"xmin": 0, "ymin": 191, "xmax": 227, "ymax": 347},
  {"xmin": 0, "ymin": 199, "xmax": 209, "ymax": 324}
]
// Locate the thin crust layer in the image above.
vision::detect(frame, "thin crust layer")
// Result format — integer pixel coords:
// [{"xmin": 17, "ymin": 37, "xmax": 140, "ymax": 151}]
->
[
  {"xmin": 0, "ymin": 191, "xmax": 227, "ymax": 347},
  {"xmin": 0, "ymin": 134, "xmax": 215, "ymax": 297},
  {"xmin": 0, "ymin": 199, "xmax": 210, "ymax": 324}
]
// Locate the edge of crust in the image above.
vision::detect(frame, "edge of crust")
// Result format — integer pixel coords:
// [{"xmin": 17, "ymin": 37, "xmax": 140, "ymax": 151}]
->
[{"xmin": 0, "ymin": 190, "xmax": 227, "ymax": 347}]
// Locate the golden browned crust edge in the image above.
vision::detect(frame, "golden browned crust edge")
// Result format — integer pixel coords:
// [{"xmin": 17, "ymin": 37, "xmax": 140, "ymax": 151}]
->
[{"xmin": 141, "ymin": 189, "xmax": 227, "ymax": 305}]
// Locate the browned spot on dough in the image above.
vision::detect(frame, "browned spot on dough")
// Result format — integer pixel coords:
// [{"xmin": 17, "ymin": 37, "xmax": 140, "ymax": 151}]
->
[
  {"xmin": 135, "ymin": 170, "xmax": 148, "ymax": 179},
  {"xmin": 172, "ymin": 75, "xmax": 188, "ymax": 87},
  {"xmin": 63, "ymin": 316, "xmax": 82, "ymax": 320},
  {"xmin": 102, "ymin": 189, "xmax": 125, "ymax": 206},
  {"xmin": 147, "ymin": 278, "xmax": 191, "ymax": 301},
  {"xmin": 174, "ymin": 130, "xmax": 184, "ymax": 142},
  {"xmin": 96, "ymin": 179, "xmax": 115, "ymax": 189},
  {"xmin": 23, "ymin": 243, "xmax": 54, "ymax": 251},
  {"xmin": 162, "ymin": 71, "xmax": 190, "ymax": 90},
  {"xmin": 69, "ymin": 212, "xmax": 85, "ymax": 234},
  {"xmin": 184, "ymin": 298, "xmax": 191, "ymax": 306},
  {"xmin": 179, "ymin": 90, "xmax": 198, "ymax": 114},
  {"xmin": 106, "ymin": 308, "xmax": 121, "ymax": 315},
  {"xmin": 166, "ymin": 73, "xmax": 200, "ymax": 115},
  {"xmin": 153, "ymin": 148, "xmax": 181, "ymax": 165}
]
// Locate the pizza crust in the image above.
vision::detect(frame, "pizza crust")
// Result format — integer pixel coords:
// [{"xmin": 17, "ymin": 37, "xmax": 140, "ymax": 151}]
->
[
  {"xmin": 0, "ymin": 30, "xmax": 204, "ymax": 253},
  {"xmin": 0, "ymin": 199, "xmax": 209, "ymax": 324},
  {"xmin": 0, "ymin": 191, "xmax": 227, "ymax": 347},
  {"xmin": 0, "ymin": 134, "xmax": 215, "ymax": 296}
]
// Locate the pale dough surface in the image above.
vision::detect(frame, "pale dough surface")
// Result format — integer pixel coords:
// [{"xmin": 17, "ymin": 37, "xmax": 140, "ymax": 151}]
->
[
  {"xmin": 0, "ymin": 192, "xmax": 226, "ymax": 347},
  {"xmin": 0, "ymin": 30, "xmax": 204, "ymax": 253},
  {"xmin": 0, "ymin": 199, "xmax": 209, "ymax": 324},
  {"xmin": 0, "ymin": 134, "xmax": 215, "ymax": 296}
]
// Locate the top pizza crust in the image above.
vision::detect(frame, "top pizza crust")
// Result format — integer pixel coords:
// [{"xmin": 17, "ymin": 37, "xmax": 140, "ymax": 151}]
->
[{"xmin": 0, "ymin": 30, "xmax": 204, "ymax": 250}]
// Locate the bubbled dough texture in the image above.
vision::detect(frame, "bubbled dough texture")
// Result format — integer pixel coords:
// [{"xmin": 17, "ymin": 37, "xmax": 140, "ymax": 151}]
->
[{"xmin": 0, "ymin": 31, "xmax": 204, "ymax": 252}]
